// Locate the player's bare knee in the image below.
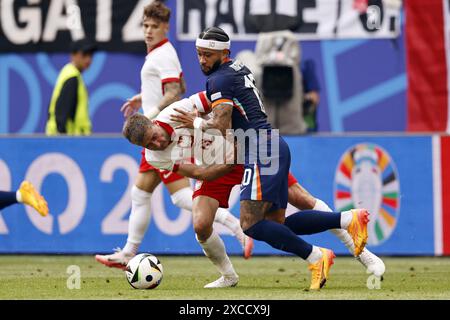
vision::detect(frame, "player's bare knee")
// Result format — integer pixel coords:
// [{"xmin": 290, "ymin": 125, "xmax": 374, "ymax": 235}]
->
[
  {"xmin": 240, "ymin": 214, "xmax": 256, "ymax": 232},
  {"xmin": 194, "ymin": 222, "xmax": 213, "ymax": 241},
  {"xmin": 135, "ymin": 171, "xmax": 160, "ymax": 192},
  {"xmin": 193, "ymin": 214, "xmax": 213, "ymax": 237},
  {"xmin": 265, "ymin": 209, "xmax": 285, "ymax": 224},
  {"xmin": 240, "ymin": 213, "xmax": 257, "ymax": 230},
  {"xmin": 240, "ymin": 200, "xmax": 273, "ymax": 233}
]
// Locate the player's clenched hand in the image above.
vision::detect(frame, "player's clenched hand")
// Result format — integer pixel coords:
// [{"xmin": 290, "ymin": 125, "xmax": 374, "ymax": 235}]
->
[
  {"xmin": 170, "ymin": 108, "xmax": 198, "ymax": 129},
  {"xmin": 120, "ymin": 94, "xmax": 142, "ymax": 118}
]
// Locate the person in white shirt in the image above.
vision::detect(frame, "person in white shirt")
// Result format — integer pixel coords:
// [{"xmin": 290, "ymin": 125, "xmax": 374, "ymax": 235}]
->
[
  {"xmin": 95, "ymin": 1, "xmax": 247, "ymax": 271},
  {"xmin": 123, "ymin": 92, "xmax": 251, "ymax": 288}
]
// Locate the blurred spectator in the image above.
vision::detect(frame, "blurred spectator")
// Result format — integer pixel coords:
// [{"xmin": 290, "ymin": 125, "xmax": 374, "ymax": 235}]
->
[
  {"xmin": 45, "ymin": 39, "xmax": 97, "ymax": 135},
  {"xmin": 301, "ymin": 59, "xmax": 321, "ymax": 132},
  {"xmin": 236, "ymin": 30, "xmax": 307, "ymax": 135},
  {"xmin": 256, "ymin": 30, "xmax": 307, "ymax": 135}
]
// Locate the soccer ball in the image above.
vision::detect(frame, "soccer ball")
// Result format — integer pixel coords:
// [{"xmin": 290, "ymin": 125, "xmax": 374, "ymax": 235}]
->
[{"xmin": 125, "ymin": 253, "xmax": 163, "ymax": 289}]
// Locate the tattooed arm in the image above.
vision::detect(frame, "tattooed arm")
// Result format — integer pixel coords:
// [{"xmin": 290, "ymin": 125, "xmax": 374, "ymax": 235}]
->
[{"xmin": 170, "ymin": 103, "xmax": 232, "ymax": 136}]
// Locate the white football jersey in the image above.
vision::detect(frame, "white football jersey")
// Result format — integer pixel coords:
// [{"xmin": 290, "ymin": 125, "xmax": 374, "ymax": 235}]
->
[
  {"xmin": 145, "ymin": 98, "xmax": 232, "ymax": 171},
  {"xmin": 141, "ymin": 39, "xmax": 183, "ymax": 115}
]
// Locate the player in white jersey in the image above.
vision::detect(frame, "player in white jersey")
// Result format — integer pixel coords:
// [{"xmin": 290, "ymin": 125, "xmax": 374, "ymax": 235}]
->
[
  {"xmin": 123, "ymin": 93, "xmax": 249, "ymax": 288},
  {"xmin": 95, "ymin": 1, "xmax": 248, "ymax": 270}
]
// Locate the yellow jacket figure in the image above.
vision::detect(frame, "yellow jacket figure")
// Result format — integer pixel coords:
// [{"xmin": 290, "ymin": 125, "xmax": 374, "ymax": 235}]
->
[{"xmin": 46, "ymin": 39, "xmax": 96, "ymax": 135}]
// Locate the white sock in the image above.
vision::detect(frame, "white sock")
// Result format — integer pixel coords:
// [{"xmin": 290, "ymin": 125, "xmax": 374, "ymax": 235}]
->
[
  {"xmin": 215, "ymin": 208, "xmax": 245, "ymax": 248},
  {"xmin": 306, "ymin": 245, "xmax": 323, "ymax": 264},
  {"xmin": 173, "ymin": 188, "xmax": 246, "ymax": 248},
  {"xmin": 123, "ymin": 242, "xmax": 139, "ymax": 256},
  {"xmin": 124, "ymin": 185, "xmax": 152, "ymax": 255},
  {"xmin": 340, "ymin": 210, "xmax": 353, "ymax": 229},
  {"xmin": 16, "ymin": 190, "xmax": 23, "ymax": 203},
  {"xmin": 313, "ymin": 198, "xmax": 355, "ymax": 255},
  {"xmin": 196, "ymin": 231, "xmax": 237, "ymax": 277},
  {"xmin": 170, "ymin": 187, "xmax": 193, "ymax": 211},
  {"xmin": 313, "ymin": 198, "xmax": 332, "ymax": 212},
  {"xmin": 214, "ymin": 207, "xmax": 228, "ymax": 224}
]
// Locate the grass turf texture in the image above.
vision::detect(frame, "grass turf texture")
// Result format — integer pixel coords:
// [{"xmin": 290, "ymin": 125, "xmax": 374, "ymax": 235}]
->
[{"xmin": 0, "ymin": 255, "xmax": 449, "ymax": 300}]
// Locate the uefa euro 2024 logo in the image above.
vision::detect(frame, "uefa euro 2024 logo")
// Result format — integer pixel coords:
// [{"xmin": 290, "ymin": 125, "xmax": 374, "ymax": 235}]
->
[{"xmin": 334, "ymin": 143, "xmax": 400, "ymax": 246}]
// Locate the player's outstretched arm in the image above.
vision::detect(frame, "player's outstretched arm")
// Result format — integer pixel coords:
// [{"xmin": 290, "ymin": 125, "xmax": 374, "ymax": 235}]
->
[
  {"xmin": 175, "ymin": 163, "xmax": 234, "ymax": 181},
  {"xmin": 120, "ymin": 93, "xmax": 142, "ymax": 117}
]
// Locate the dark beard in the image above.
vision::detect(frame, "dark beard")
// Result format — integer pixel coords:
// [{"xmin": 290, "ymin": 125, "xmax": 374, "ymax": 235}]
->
[{"xmin": 201, "ymin": 59, "xmax": 222, "ymax": 75}]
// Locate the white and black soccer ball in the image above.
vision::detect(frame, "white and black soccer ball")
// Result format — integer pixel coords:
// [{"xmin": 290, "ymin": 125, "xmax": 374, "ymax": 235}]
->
[{"xmin": 125, "ymin": 253, "xmax": 163, "ymax": 289}]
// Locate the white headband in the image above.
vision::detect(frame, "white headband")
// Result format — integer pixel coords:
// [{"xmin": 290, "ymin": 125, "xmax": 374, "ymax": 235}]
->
[{"xmin": 196, "ymin": 38, "xmax": 230, "ymax": 50}]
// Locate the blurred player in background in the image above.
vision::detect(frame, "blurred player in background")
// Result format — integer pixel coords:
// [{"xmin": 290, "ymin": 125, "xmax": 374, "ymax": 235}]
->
[
  {"xmin": 95, "ymin": 1, "xmax": 246, "ymax": 270},
  {"xmin": 45, "ymin": 39, "xmax": 97, "ymax": 136},
  {"xmin": 0, "ymin": 181, "xmax": 48, "ymax": 217}
]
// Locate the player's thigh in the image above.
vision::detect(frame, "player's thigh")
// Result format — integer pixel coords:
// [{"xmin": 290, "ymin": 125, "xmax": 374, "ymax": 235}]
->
[
  {"xmin": 265, "ymin": 208, "xmax": 286, "ymax": 224},
  {"xmin": 192, "ymin": 196, "xmax": 219, "ymax": 233},
  {"xmin": 240, "ymin": 200, "xmax": 272, "ymax": 231},
  {"xmin": 165, "ymin": 177, "xmax": 191, "ymax": 195},
  {"xmin": 135, "ymin": 170, "xmax": 161, "ymax": 193},
  {"xmin": 288, "ymin": 183, "xmax": 316, "ymax": 210}
]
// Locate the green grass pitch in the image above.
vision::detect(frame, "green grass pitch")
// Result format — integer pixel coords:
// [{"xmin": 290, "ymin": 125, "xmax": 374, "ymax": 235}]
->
[{"xmin": 0, "ymin": 255, "xmax": 449, "ymax": 300}]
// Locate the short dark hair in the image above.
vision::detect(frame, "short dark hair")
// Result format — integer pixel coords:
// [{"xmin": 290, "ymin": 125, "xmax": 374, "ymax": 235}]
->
[
  {"xmin": 122, "ymin": 113, "xmax": 152, "ymax": 146},
  {"xmin": 143, "ymin": 1, "xmax": 171, "ymax": 23},
  {"xmin": 198, "ymin": 27, "xmax": 230, "ymax": 42},
  {"xmin": 70, "ymin": 39, "xmax": 97, "ymax": 55}
]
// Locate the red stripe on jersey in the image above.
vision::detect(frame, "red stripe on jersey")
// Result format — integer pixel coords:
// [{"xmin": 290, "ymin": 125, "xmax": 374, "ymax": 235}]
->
[
  {"xmin": 147, "ymin": 38, "xmax": 169, "ymax": 53},
  {"xmin": 199, "ymin": 91, "xmax": 210, "ymax": 113},
  {"xmin": 162, "ymin": 77, "xmax": 181, "ymax": 84},
  {"xmin": 161, "ymin": 78, "xmax": 181, "ymax": 94},
  {"xmin": 153, "ymin": 120, "xmax": 175, "ymax": 141}
]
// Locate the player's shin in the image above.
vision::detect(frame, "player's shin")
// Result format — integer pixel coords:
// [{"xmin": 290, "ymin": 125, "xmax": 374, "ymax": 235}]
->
[
  {"xmin": 0, "ymin": 191, "xmax": 19, "ymax": 210},
  {"xmin": 124, "ymin": 185, "xmax": 153, "ymax": 256},
  {"xmin": 244, "ymin": 219, "xmax": 313, "ymax": 259},
  {"xmin": 284, "ymin": 210, "xmax": 342, "ymax": 235},
  {"xmin": 196, "ymin": 231, "xmax": 237, "ymax": 278},
  {"xmin": 215, "ymin": 208, "xmax": 245, "ymax": 246},
  {"xmin": 313, "ymin": 198, "xmax": 356, "ymax": 253}
]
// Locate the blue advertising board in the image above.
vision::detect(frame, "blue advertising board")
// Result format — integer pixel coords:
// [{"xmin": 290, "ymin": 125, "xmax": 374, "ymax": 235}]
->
[{"xmin": 0, "ymin": 135, "xmax": 435, "ymax": 255}]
